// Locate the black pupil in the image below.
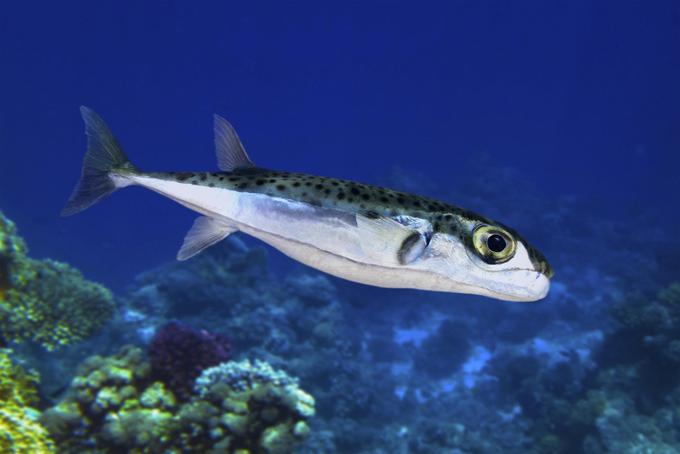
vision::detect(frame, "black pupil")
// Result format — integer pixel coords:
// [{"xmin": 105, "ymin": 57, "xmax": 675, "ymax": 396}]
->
[{"xmin": 487, "ymin": 234, "xmax": 507, "ymax": 253}]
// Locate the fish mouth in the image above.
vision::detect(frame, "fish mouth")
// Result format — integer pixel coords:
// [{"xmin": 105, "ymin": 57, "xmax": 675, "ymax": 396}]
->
[
  {"xmin": 517, "ymin": 271, "xmax": 550, "ymax": 301},
  {"xmin": 482, "ymin": 270, "xmax": 551, "ymax": 302}
]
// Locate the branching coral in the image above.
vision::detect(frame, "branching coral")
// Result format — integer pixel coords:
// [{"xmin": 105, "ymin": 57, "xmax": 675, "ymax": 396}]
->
[
  {"xmin": 149, "ymin": 322, "xmax": 231, "ymax": 400},
  {"xmin": 0, "ymin": 211, "xmax": 115, "ymax": 350},
  {"xmin": 41, "ymin": 347, "xmax": 315, "ymax": 453},
  {"xmin": 0, "ymin": 349, "xmax": 55, "ymax": 453}
]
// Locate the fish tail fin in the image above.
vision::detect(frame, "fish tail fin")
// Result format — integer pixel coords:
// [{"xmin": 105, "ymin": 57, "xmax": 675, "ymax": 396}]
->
[{"xmin": 61, "ymin": 106, "xmax": 138, "ymax": 216}]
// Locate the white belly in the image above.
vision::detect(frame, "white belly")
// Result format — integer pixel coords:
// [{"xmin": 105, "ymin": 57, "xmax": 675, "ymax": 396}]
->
[{"xmin": 129, "ymin": 175, "xmax": 441, "ymax": 290}]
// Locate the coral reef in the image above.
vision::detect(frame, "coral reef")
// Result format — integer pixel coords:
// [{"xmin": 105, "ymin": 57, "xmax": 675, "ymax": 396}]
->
[
  {"xmin": 149, "ymin": 322, "xmax": 231, "ymax": 399},
  {"xmin": 0, "ymin": 211, "xmax": 115, "ymax": 350},
  {"xmin": 125, "ymin": 236, "xmax": 267, "ymax": 321},
  {"xmin": 41, "ymin": 346, "xmax": 315, "ymax": 453},
  {"xmin": 609, "ymin": 282, "xmax": 680, "ymax": 367},
  {"xmin": 194, "ymin": 359, "xmax": 315, "ymax": 453},
  {"xmin": 40, "ymin": 345, "xmax": 172, "ymax": 453},
  {"xmin": 9, "ymin": 169, "xmax": 678, "ymax": 453},
  {"xmin": 0, "ymin": 349, "xmax": 55, "ymax": 453}
]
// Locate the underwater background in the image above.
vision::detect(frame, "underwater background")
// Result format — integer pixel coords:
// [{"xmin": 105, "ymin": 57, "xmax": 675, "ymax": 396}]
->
[{"xmin": 1, "ymin": 1, "xmax": 680, "ymax": 453}]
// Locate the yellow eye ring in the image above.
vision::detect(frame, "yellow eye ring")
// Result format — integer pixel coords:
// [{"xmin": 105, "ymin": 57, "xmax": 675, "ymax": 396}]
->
[{"xmin": 472, "ymin": 224, "xmax": 516, "ymax": 264}]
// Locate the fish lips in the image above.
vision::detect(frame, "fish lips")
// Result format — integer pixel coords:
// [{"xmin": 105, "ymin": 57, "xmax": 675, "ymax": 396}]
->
[{"xmin": 485, "ymin": 269, "xmax": 551, "ymax": 302}]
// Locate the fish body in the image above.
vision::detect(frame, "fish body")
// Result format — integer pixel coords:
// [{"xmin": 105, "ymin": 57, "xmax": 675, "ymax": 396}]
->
[{"xmin": 63, "ymin": 107, "xmax": 553, "ymax": 302}]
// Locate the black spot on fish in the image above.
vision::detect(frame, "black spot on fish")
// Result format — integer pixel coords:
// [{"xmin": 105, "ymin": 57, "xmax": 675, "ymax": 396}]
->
[
  {"xmin": 276, "ymin": 184, "xmax": 286, "ymax": 191},
  {"xmin": 350, "ymin": 187, "xmax": 360, "ymax": 196},
  {"xmin": 175, "ymin": 172, "xmax": 192, "ymax": 181},
  {"xmin": 269, "ymin": 179, "xmax": 276, "ymax": 183},
  {"xmin": 219, "ymin": 176, "xmax": 225, "ymax": 181},
  {"xmin": 293, "ymin": 182, "xmax": 301, "ymax": 187},
  {"xmin": 397, "ymin": 197, "xmax": 405, "ymax": 205},
  {"xmin": 337, "ymin": 192, "xmax": 346, "ymax": 200},
  {"xmin": 324, "ymin": 189, "xmax": 331, "ymax": 195},
  {"xmin": 305, "ymin": 182, "xmax": 312, "ymax": 187},
  {"xmin": 362, "ymin": 194, "xmax": 370, "ymax": 201},
  {"xmin": 331, "ymin": 181, "xmax": 339, "ymax": 186},
  {"xmin": 208, "ymin": 183, "xmax": 215, "ymax": 187},
  {"xmin": 200, "ymin": 174, "xmax": 207, "ymax": 181},
  {"xmin": 380, "ymin": 196, "xmax": 388, "ymax": 203},
  {"xmin": 191, "ymin": 181, "xmax": 198, "ymax": 185},
  {"xmin": 315, "ymin": 184, "xmax": 323, "ymax": 190},
  {"xmin": 413, "ymin": 200, "xmax": 421, "ymax": 207},
  {"xmin": 256, "ymin": 179, "xmax": 265, "ymax": 186}
]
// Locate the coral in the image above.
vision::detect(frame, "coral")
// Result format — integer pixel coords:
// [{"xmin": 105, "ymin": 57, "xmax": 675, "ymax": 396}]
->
[
  {"xmin": 193, "ymin": 359, "xmax": 315, "ymax": 453},
  {"xmin": 595, "ymin": 395, "xmax": 676, "ymax": 454},
  {"xmin": 0, "ymin": 349, "xmax": 55, "ymax": 453},
  {"xmin": 127, "ymin": 236, "xmax": 267, "ymax": 319},
  {"xmin": 41, "ymin": 347, "xmax": 314, "ymax": 453},
  {"xmin": 608, "ymin": 282, "xmax": 680, "ymax": 380},
  {"xmin": 39, "ymin": 346, "xmax": 156, "ymax": 452},
  {"xmin": 149, "ymin": 322, "xmax": 231, "ymax": 400},
  {"xmin": 0, "ymin": 211, "xmax": 115, "ymax": 350},
  {"xmin": 195, "ymin": 359, "xmax": 300, "ymax": 395}
]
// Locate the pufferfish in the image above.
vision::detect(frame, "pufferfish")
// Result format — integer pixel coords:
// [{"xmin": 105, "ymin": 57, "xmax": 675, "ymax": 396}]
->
[{"xmin": 62, "ymin": 107, "xmax": 553, "ymax": 302}]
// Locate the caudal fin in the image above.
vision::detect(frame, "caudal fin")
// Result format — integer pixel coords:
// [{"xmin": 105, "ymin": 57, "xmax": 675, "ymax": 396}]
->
[{"xmin": 61, "ymin": 106, "xmax": 136, "ymax": 216}]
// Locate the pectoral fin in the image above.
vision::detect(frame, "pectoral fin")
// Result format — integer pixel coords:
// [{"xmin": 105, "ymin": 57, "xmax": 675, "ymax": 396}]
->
[
  {"xmin": 356, "ymin": 213, "xmax": 430, "ymax": 265},
  {"xmin": 177, "ymin": 216, "xmax": 237, "ymax": 261}
]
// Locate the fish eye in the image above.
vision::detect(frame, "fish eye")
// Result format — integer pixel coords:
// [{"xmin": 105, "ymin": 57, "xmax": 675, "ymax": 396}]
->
[
  {"xmin": 487, "ymin": 234, "xmax": 507, "ymax": 252},
  {"xmin": 472, "ymin": 224, "xmax": 516, "ymax": 264}
]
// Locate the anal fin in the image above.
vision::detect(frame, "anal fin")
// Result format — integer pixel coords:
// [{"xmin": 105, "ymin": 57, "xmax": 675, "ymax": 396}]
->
[{"xmin": 177, "ymin": 216, "xmax": 237, "ymax": 261}]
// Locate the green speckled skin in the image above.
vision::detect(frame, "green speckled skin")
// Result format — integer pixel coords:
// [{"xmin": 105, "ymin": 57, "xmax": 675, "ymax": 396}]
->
[
  {"xmin": 149, "ymin": 168, "xmax": 490, "ymax": 234},
  {"xmin": 146, "ymin": 167, "xmax": 552, "ymax": 276}
]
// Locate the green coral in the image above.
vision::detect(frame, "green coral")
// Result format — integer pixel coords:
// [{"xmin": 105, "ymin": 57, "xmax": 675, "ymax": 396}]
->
[
  {"xmin": 41, "ymin": 347, "xmax": 315, "ymax": 453},
  {"xmin": 0, "ymin": 211, "xmax": 115, "ymax": 350},
  {"xmin": 0, "ymin": 349, "xmax": 55, "ymax": 453},
  {"xmin": 194, "ymin": 359, "xmax": 316, "ymax": 453}
]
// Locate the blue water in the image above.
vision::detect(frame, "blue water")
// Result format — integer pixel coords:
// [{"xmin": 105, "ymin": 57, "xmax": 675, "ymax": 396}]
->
[{"xmin": 2, "ymin": 1, "xmax": 680, "ymax": 452}]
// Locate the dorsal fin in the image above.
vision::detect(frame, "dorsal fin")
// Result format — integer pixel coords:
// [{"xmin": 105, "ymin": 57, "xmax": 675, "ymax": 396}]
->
[{"xmin": 214, "ymin": 115, "xmax": 255, "ymax": 171}]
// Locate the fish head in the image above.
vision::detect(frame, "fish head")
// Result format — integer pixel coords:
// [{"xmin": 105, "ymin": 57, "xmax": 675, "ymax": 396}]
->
[{"xmin": 421, "ymin": 220, "xmax": 552, "ymax": 302}]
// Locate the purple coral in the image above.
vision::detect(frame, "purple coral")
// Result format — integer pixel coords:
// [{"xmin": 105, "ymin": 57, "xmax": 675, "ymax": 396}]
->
[{"xmin": 149, "ymin": 322, "xmax": 231, "ymax": 399}]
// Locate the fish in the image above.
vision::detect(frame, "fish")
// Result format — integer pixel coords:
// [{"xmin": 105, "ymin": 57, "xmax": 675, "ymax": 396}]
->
[{"xmin": 62, "ymin": 107, "xmax": 553, "ymax": 302}]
